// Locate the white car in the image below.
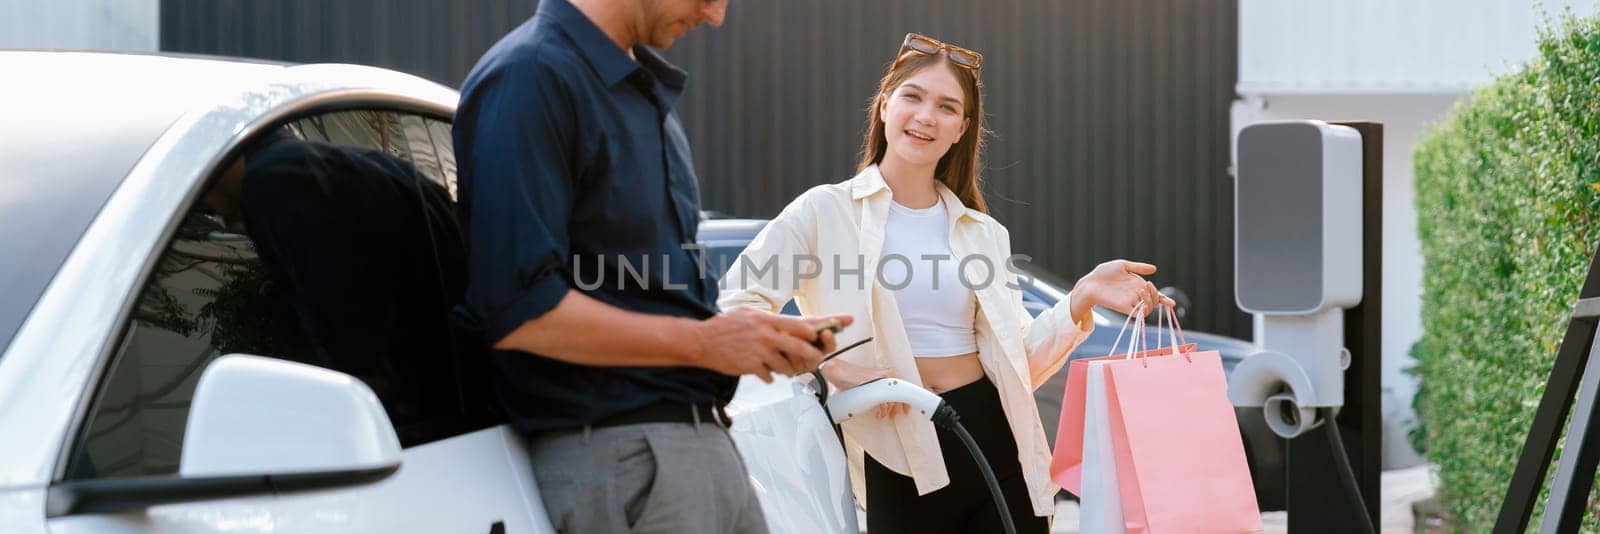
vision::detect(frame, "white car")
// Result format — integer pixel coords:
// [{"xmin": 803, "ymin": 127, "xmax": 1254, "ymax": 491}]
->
[{"xmin": 0, "ymin": 50, "xmax": 858, "ymax": 533}]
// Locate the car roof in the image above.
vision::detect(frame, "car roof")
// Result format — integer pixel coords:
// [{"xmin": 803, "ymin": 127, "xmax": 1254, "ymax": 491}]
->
[
  {"xmin": 1, "ymin": 51, "xmax": 294, "ymax": 350},
  {"xmin": 1, "ymin": 51, "xmax": 290, "ymax": 193},
  {"xmin": 0, "ymin": 51, "xmax": 459, "ymax": 356},
  {"xmin": 697, "ymin": 218, "xmax": 769, "ymax": 245}
]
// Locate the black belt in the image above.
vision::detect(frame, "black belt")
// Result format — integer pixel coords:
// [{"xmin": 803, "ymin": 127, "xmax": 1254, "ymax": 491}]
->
[{"xmin": 590, "ymin": 401, "xmax": 731, "ymax": 429}]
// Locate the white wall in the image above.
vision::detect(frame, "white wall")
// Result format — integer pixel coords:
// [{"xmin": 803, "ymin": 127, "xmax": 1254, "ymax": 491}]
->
[
  {"xmin": 1240, "ymin": 0, "xmax": 1598, "ymax": 94},
  {"xmin": 0, "ymin": 0, "xmax": 158, "ymax": 51}
]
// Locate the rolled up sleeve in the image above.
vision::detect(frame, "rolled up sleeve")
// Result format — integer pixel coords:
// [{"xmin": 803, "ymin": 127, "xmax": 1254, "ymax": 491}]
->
[
  {"xmin": 997, "ymin": 225, "xmax": 1095, "ymax": 390},
  {"xmin": 1021, "ymin": 290, "xmax": 1096, "ymax": 390},
  {"xmin": 456, "ymin": 62, "xmax": 578, "ymax": 345}
]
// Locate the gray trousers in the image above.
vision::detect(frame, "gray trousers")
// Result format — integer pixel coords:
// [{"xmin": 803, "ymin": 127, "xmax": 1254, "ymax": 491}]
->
[{"xmin": 529, "ymin": 421, "xmax": 769, "ymax": 534}]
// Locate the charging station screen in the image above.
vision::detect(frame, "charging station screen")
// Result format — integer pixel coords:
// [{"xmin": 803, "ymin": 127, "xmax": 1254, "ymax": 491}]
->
[{"xmin": 1237, "ymin": 123, "xmax": 1325, "ymax": 313}]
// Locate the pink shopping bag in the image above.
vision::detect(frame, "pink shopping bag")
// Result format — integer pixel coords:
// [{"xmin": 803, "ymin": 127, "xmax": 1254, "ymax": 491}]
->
[
  {"xmin": 1051, "ymin": 303, "xmax": 1196, "ymax": 496},
  {"xmin": 1104, "ymin": 349, "xmax": 1263, "ymax": 533},
  {"xmin": 1050, "ymin": 343, "xmax": 1194, "ymax": 495}
]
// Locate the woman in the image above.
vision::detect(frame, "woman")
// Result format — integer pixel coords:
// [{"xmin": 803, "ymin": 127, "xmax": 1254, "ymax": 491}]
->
[{"xmin": 718, "ymin": 33, "xmax": 1172, "ymax": 533}]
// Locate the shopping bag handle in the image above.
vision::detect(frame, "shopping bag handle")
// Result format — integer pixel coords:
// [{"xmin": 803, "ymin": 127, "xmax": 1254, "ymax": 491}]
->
[
  {"xmin": 1119, "ymin": 302, "xmax": 1159, "ymax": 361},
  {"xmin": 1133, "ymin": 305, "xmax": 1147, "ymax": 357},
  {"xmin": 1107, "ymin": 301, "xmax": 1146, "ymax": 359},
  {"xmin": 1151, "ymin": 304, "xmax": 1188, "ymax": 357},
  {"xmin": 1162, "ymin": 304, "xmax": 1188, "ymax": 349},
  {"xmin": 1114, "ymin": 303, "xmax": 1193, "ymax": 366},
  {"xmin": 1154, "ymin": 305, "xmax": 1190, "ymax": 363},
  {"xmin": 1153, "ymin": 303, "xmax": 1168, "ymax": 354}
]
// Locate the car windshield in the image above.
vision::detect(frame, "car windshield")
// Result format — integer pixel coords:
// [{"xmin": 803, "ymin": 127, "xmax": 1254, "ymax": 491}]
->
[
  {"xmin": 0, "ymin": 133, "xmax": 160, "ymax": 358},
  {"xmin": 0, "ymin": 52, "xmax": 279, "ymax": 361}
]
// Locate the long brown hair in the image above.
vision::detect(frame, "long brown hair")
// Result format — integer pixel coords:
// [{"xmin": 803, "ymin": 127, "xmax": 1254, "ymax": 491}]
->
[{"xmin": 857, "ymin": 49, "xmax": 989, "ymax": 213}]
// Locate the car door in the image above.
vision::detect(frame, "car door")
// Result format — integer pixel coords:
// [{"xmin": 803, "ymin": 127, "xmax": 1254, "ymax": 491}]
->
[{"xmin": 46, "ymin": 109, "xmax": 552, "ymax": 534}]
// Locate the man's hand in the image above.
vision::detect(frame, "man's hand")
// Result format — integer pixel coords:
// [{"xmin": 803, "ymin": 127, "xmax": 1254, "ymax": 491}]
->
[
  {"xmin": 493, "ymin": 291, "xmax": 853, "ymax": 374},
  {"xmin": 692, "ymin": 309, "xmax": 854, "ymax": 382}
]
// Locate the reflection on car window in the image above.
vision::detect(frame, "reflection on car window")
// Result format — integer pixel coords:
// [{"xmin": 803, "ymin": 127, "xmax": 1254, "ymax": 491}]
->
[{"xmin": 65, "ymin": 111, "xmax": 496, "ymax": 481}]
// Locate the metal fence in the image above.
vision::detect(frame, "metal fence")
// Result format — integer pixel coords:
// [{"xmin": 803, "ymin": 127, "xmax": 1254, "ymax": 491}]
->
[{"xmin": 161, "ymin": 0, "xmax": 1248, "ymax": 338}]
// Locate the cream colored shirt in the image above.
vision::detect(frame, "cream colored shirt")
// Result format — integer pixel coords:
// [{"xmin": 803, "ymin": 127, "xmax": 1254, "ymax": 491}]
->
[{"xmin": 717, "ymin": 165, "xmax": 1094, "ymax": 517}]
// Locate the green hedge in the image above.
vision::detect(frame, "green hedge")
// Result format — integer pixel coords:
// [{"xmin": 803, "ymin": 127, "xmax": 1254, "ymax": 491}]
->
[{"xmin": 1413, "ymin": 12, "xmax": 1600, "ymax": 530}]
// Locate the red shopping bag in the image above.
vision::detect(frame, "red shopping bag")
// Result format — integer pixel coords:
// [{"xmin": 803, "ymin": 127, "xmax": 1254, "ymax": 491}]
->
[
  {"xmin": 1051, "ymin": 305, "xmax": 1195, "ymax": 496},
  {"xmin": 1104, "ymin": 349, "xmax": 1263, "ymax": 533}
]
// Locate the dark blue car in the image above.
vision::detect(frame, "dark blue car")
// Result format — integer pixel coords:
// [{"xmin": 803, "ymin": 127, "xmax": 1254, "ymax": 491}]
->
[{"xmin": 699, "ymin": 217, "xmax": 1285, "ymax": 509}]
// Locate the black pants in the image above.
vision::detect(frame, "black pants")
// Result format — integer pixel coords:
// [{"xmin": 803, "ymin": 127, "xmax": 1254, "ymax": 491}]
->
[{"xmin": 865, "ymin": 376, "xmax": 1048, "ymax": 534}]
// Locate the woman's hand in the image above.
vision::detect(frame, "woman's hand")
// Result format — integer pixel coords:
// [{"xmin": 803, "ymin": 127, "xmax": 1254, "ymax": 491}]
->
[
  {"xmin": 1070, "ymin": 259, "xmax": 1177, "ymax": 324},
  {"xmin": 820, "ymin": 360, "xmax": 911, "ymax": 419}
]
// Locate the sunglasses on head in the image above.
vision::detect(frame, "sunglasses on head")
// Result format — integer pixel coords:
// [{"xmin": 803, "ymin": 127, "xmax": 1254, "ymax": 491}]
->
[{"xmin": 891, "ymin": 33, "xmax": 982, "ymax": 72}]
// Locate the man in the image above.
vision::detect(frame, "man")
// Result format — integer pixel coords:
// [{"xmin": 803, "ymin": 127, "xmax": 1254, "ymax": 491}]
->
[{"xmin": 453, "ymin": 0, "xmax": 850, "ymax": 532}]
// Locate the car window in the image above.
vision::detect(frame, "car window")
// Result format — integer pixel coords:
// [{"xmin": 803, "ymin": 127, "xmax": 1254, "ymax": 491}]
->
[{"xmin": 64, "ymin": 110, "xmax": 495, "ymax": 481}]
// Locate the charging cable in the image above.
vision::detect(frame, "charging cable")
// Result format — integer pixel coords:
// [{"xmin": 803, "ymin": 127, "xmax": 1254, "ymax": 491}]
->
[
  {"xmin": 932, "ymin": 401, "xmax": 1019, "ymax": 534},
  {"xmin": 1318, "ymin": 407, "xmax": 1376, "ymax": 534}
]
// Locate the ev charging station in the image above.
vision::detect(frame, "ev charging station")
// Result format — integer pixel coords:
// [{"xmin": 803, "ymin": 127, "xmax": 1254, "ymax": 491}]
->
[{"xmin": 1230, "ymin": 120, "xmax": 1384, "ymax": 532}]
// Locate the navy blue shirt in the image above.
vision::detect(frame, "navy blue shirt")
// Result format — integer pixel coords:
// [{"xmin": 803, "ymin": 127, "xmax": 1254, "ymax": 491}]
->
[{"xmin": 454, "ymin": 0, "xmax": 730, "ymax": 431}]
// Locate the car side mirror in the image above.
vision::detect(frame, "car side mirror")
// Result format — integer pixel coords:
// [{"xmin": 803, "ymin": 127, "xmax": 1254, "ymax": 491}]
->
[
  {"xmin": 180, "ymin": 354, "xmax": 401, "ymax": 476},
  {"xmin": 47, "ymin": 355, "xmax": 401, "ymax": 517},
  {"xmin": 1159, "ymin": 286, "xmax": 1192, "ymax": 320}
]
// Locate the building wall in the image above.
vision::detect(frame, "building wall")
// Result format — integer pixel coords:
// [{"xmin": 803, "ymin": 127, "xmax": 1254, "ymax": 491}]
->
[
  {"xmin": 157, "ymin": 0, "xmax": 530, "ymax": 87},
  {"xmin": 0, "ymin": 0, "xmax": 158, "ymax": 51},
  {"xmin": 159, "ymin": 0, "xmax": 1251, "ymax": 339},
  {"xmin": 1240, "ymin": 0, "xmax": 1598, "ymax": 94},
  {"xmin": 665, "ymin": 0, "xmax": 1248, "ymax": 337}
]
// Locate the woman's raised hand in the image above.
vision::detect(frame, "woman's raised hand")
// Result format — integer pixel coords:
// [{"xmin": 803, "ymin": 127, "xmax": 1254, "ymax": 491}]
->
[{"xmin": 1070, "ymin": 259, "xmax": 1176, "ymax": 321}]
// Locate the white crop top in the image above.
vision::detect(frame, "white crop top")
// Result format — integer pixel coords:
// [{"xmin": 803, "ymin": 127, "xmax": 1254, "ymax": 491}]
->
[{"xmin": 880, "ymin": 198, "xmax": 979, "ymax": 357}]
